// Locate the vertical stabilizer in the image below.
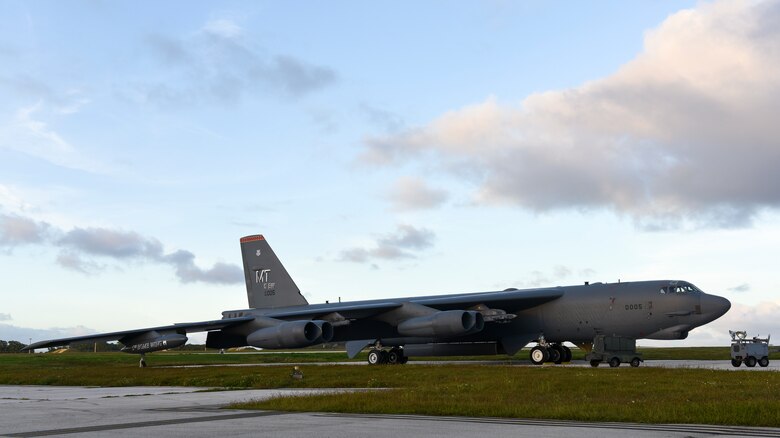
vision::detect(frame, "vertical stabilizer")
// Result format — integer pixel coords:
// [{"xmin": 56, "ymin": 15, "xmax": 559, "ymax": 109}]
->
[{"xmin": 240, "ymin": 235, "xmax": 309, "ymax": 309}]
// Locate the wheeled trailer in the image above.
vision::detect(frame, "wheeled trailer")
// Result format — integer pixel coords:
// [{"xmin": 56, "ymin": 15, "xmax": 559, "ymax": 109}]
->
[{"xmin": 585, "ymin": 335, "xmax": 643, "ymax": 368}]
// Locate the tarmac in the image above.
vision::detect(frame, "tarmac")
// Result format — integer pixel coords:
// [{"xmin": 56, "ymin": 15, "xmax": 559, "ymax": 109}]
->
[
  {"xmin": 2, "ymin": 383, "xmax": 780, "ymax": 438},
  {"xmin": 2, "ymin": 359, "xmax": 777, "ymax": 437},
  {"xmin": 160, "ymin": 358, "xmax": 780, "ymax": 371}
]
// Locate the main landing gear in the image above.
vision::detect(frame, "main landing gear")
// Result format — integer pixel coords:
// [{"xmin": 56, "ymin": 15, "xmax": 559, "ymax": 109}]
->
[
  {"xmin": 367, "ymin": 346, "xmax": 408, "ymax": 365},
  {"xmin": 139, "ymin": 353, "xmax": 147, "ymax": 368},
  {"xmin": 529, "ymin": 343, "xmax": 572, "ymax": 365}
]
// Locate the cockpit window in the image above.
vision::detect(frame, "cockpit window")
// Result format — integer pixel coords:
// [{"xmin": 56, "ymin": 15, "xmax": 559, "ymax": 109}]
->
[{"xmin": 660, "ymin": 282, "xmax": 701, "ymax": 294}]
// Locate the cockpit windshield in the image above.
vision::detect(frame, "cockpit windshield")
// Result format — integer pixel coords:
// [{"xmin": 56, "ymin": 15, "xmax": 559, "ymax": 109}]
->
[{"xmin": 659, "ymin": 282, "xmax": 701, "ymax": 294}]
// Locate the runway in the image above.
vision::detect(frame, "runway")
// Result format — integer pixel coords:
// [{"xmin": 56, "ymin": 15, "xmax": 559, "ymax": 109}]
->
[
  {"xmin": 160, "ymin": 358, "xmax": 780, "ymax": 371},
  {"xmin": 2, "ymin": 385, "xmax": 779, "ymax": 437}
]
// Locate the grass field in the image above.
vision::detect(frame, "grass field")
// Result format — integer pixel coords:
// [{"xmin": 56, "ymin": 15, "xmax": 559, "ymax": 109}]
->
[
  {"xmin": 234, "ymin": 366, "xmax": 780, "ymax": 427},
  {"xmin": 2, "ymin": 349, "xmax": 779, "ymax": 426}
]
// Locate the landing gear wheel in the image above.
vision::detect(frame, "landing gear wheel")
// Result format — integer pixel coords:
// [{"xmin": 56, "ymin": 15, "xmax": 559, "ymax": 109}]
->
[
  {"xmin": 561, "ymin": 346, "xmax": 572, "ymax": 363},
  {"xmin": 367, "ymin": 349, "xmax": 381, "ymax": 365},
  {"xmin": 530, "ymin": 346, "xmax": 549, "ymax": 365},
  {"xmin": 378, "ymin": 350, "xmax": 389, "ymax": 364},
  {"xmin": 548, "ymin": 345, "xmax": 562, "ymax": 364},
  {"xmin": 731, "ymin": 358, "xmax": 742, "ymax": 367},
  {"xmin": 630, "ymin": 357, "xmax": 641, "ymax": 368},
  {"xmin": 609, "ymin": 357, "xmax": 621, "ymax": 368},
  {"xmin": 759, "ymin": 357, "xmax": 769, "ymax": 367},
  {"xmin": 590, "ymin": 360, "xmax": 600, "ymax": 368},
  {"xmin": 399, "ymin": 356, "xmax": 409, "ymax": 364},
  {"xmin": 139, "ymin": 355, "xmax": 147, "ymax": 368},
  {"xmin": 745, "ymin": 356, "xmax": 757, "ymax": 368},
  {"xmin": 387, "ymin": 348, "xmax": 402, "ymax": 365}
]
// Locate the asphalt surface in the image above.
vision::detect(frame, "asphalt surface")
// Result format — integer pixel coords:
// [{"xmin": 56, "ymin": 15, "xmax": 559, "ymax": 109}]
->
[
  {"xmin": 2, "ymin": 385, "xmax": 779, "ymax": 438},
  {"xmin": 160, "ymin": 358, "xmax": 780, "ymax": 371}
]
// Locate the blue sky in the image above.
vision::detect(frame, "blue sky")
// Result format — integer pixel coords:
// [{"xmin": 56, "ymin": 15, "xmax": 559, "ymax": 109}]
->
[{"xmin": 2, "ymin": 0, "xmax": 779, "ymax": 346}]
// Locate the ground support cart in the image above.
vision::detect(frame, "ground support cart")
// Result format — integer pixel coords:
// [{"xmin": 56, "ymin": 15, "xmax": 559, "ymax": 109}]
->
[
  {"xmin": 585, "ymin": 335, "xmax": 643, "ymax": 368},
  {"xmin": 730, "ymin": 330, "xmax": 770, "ymax": 368}
]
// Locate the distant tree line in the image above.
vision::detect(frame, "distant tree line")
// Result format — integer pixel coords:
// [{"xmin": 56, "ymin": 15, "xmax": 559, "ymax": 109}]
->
[{"xmin": 0, "ymin": 340, "xmax": 27, "ymax": 353}]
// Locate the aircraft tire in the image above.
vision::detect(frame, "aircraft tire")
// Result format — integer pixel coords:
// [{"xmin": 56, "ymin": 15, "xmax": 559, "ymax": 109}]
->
[
  {"xmin": 550, "ymin": 345, "xmax": 563, "ymax": 364},
  {"xmin": 746, "ymin": 356, "xmax": 757, "ymax": 368},
  {"xmin": 609, "ymin": 357, "xmax": 621, "ymax": 368},
  {"xmin": 378, "ymin": 350, "xmax": 389, "ymax": 364},
  {"xmin": 367, "ymin": 349, "xmax": 381, "ymax": 365},
  {"xmin": 589, "ymin": 360, "xmax": 600, "ymax": 367},
  {"xmin": 759, "ymin": 357, "xmax": 769, "ymax": 367},
  {"xmin": 387, "ymin": 348, "xmax": 401, "ymax": 365},
  {"xmin": 399, "ymin": 355, "xmax": 409, "ymax": 364},
  {"xmin": 561, "ymin": 346, "xmax": 572, "ymax": 363},
  {"xmin": 731, "ymin": 358, "xmax": 742, "ymax": 367},
  {"xmin": 530, "ymin": 346, "xmax": 549, "ymax": 365},
  {"xmin": 630, "ymin": 357, "xmax": 641, "ymax": 368}
]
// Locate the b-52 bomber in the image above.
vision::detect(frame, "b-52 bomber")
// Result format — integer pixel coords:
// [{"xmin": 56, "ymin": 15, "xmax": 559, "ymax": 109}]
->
[{"xmin": 25, "ymin": 234, "xmax": 731, "ymax": 366}]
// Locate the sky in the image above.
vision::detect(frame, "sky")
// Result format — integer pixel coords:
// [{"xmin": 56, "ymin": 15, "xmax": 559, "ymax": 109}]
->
[{"xmin": 1, "ymin": 0, "xmax": 779, "ymax": 347}]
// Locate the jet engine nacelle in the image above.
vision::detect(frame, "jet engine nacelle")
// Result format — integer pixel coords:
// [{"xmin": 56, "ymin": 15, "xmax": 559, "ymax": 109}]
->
[
  {"xmin": 397, "ymin": 310, "xmax": 484, "ymax": 338},
  {"xmin": 120, "ymin": 332, "xmax": 188, "ymax": 354},
  {"xmin": 247, "ymin": 320, "xmax": 334, "ymax": 349}
]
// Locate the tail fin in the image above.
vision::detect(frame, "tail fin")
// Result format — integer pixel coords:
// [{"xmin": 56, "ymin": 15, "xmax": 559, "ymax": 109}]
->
[{"xmin": 240, "ymin": 235, "xmax": 309, "ymax": 309}]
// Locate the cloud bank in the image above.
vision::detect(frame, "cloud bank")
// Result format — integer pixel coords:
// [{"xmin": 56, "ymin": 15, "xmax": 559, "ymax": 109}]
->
[
  {"xmin": 0, "ymin": 213, "xmax": 242, "ymax": 285},
  {"xmin": 387, "ymin": 177, "xmax": 449, "ymax": 211},
  {"xmin": 339, "ymin": 224, "xmax": 435, "ymax": 264},
  {"xmin": 140, "ymin": 19, "xmax": 337, "ymax": 106},
  {"xmin": 363, "ymin": 1, "xmax": 780, "ymax": 228}
]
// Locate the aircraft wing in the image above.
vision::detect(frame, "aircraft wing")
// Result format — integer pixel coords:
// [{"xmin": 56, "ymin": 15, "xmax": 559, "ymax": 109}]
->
[
  {"xmin": 266, "ymin": 302, "xmax": 404, "ymax": 319},
  {"xmin": 413, "ymin": 288, "xmax": 564, "ymax": 311},
  {"xmin": 262, "ymin": 288, "xmax": 564, "ymax": 320},
  {"xmin": 22, "ymin": 316, "xmax": 254, "ymax": 351}
]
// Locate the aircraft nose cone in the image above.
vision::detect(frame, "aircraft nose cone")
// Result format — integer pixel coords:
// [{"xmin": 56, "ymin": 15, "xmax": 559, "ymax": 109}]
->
[{"xmin": 701, "ymin": 294, "xmax": 731, "ymax": 320}]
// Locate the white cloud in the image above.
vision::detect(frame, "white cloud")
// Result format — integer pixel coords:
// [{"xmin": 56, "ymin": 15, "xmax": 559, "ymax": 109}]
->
[
  {"xmin": 141, "ymin": 19, "xmax": 338, "ymax": 106},
  {"xmin": 0, "ymin": 185, "xmax": 28, "ymax": 212},
  {"xmin": 0, "ymin": 213, "xmax": 242, "ymax": 285},
  {"xmin": 339, "ymin": 224, "xmax": 436, "ymax": 264},
  {"xmin": 387, "ymin": 176, "xmax": 449, "ymax": 211},
  {"xmin": 363, "ymin": 0, "xmax": 780, "ymax": 229},
  {"xmin": 0, "ymin": 213, "xmax": 48, "ymax": 246},
  {"xmin": 0, "ymin": 103, "xmax": 107, "ymax": 173},
  {"xmin": 203, "ymin": 19, "xmax": 243, "ymax": 39}
]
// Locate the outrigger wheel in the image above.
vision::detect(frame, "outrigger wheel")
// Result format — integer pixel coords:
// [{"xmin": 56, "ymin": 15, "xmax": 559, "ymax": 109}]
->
[{"xmin": 139, "ymin": 354, "xmax": 147, "ymax": 368}]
